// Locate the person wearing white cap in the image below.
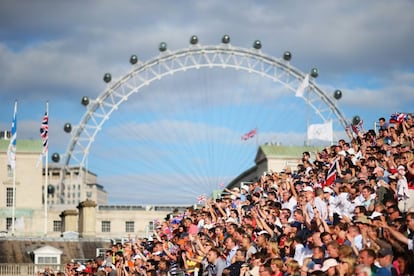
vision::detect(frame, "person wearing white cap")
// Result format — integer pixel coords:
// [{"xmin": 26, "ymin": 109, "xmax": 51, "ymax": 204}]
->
[
  {"xmin": 396, "ymin": 165, "xmax": 410, "ymax": 212},
  {"xmin": 310, "ymin": 258, "xmax": 338, "ymax": 275}
]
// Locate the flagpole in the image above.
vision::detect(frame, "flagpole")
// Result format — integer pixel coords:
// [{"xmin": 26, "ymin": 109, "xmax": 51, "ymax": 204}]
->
[
  {"xmin": 44, "ymin": 101, "xmax": 49, "ymax": 236},
  {"xmin": 12, "ymin": 161, "xmax": 16, "ymax": 236},
  {"xmin": 11, "ymin": 101, "xmax": 17, "ymax": 236},
  {"xmin": 306, "ymin": 90, "xmax": 310, "ymax": 146}
]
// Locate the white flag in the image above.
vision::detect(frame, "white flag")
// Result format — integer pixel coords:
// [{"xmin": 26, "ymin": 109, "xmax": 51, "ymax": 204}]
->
[
  {"xmin": 307, "ymin": 120, "xmax": 333, "ymax": 142},
  {"xmin": 295, "ymin": 74, "xmax": 309, "ymax": 98}
]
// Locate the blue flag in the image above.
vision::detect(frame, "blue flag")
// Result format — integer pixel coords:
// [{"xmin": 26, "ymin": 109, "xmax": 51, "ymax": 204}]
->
[{"xmin": 7, "ymin": 101, "xmax": 17, "ymax": 170}]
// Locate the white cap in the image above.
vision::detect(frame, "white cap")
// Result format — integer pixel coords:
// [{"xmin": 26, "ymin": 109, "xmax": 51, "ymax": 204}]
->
[
  {"xmin": 241, "ymin": 185, "xmax": 250, "ymax": 192},
  {"xmin": 323, "ymin": 187, "xmax": 334, "ymax": 194},
  {"xmin": 257, "ymin": 230, "xmax": 269, "ymax": 236},
  {"xmin": 398, "ymin": 165, "xmax": 406, "ymax": 171},
  {"xmin": 303, "ymin": 186, "xmax": 313, "ymax": 192},
  {"xmin": 226, "ymin": 217, "xmax": 237, "ymax": 223},
  {"xmin": 369, "ymin": 211, "xmax": 382, "ymax": 219}
]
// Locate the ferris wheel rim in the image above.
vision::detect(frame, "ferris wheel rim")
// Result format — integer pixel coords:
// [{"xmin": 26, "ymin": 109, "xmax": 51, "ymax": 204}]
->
[{"xmin": 59, "ymin": 42, "xmax": 348, "ymax": 192}]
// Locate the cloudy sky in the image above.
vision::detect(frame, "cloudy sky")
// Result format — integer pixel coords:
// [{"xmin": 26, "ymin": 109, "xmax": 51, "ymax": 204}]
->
[{"xmin": 0, "ymin": 1, "xmax": 413, "ymax": 205}]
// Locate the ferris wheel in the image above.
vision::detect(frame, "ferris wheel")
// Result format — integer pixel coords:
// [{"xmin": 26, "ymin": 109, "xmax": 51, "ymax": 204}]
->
[{"xmin": 52, "ymin": 35, "xmax": 349, "ymax": 204}]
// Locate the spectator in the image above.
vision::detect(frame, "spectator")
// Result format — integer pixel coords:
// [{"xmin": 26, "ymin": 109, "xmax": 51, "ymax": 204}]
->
[
  {"xmin": 375, "ymin": 247, "xmax": 397, "ymax": 276},
  {"xmin": 292, "ymin": 235, "xmax": 307, "ymax": 266},
  {"xmin": 301, "ymin": 245, "xmax": 325, "ymax": 274},
  {"xmin": 357, "ymin": 248, "xmax": 379, "ymax": 275},
  {"xmin": 284, "ymin": 258, "xmax": 301, "ymax": 276},
  {"xmin": 205, "ymin": 247, "xmax": 227, "ymax": 276},
  {"xmin": 223, "ymin": 248, "xmax": 246, "ymax": 276},
  {"xmin": 223, "ymin": 236, "xmax": 239, "ymax": 266},
  {"xmin": 269, "ymin": 257, "xmax": 284, "ymax": 276},
  {"xmin": 105, "ymin": 264, "xmax": 117, "ymax": 276},
  {"xmin": 325, "ymin": 240, "xmax": 340, "ymax": 261}
]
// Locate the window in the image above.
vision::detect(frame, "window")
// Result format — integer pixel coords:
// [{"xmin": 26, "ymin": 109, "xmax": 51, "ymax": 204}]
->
[
  {"xmin": 6, "ymin": 217, "xmax": 13, "ymax": 230},
  {"xmin": 38, "ymin": 256, "xmax": 58, "ymax": 264},
  {"xmin": 148, "ymin": 221, "xmax": 155, "ymax": 231},
  {"xmin": 53, "ymin": 220, "xmax": 62, "ymax": 232},
  {"xmin": 125, "ymin": 221, "xmax": 134, "ymax": 232},
  {"xmin": 102, "ymin": 221, "xmax": 111, "ymax": 232},
  {"xmin": 7, "ymin": 165, "xmax": 14, "ymax": 178},
  {"xmin": 6, "ymin": 188, "xmax": 14, "ymax": 207}
]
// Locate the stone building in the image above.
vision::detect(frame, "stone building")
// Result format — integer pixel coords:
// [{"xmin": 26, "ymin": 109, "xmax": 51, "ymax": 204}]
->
[{"xmin": 0, "ymin": 139, "xmax": 184, "ymax": 238}]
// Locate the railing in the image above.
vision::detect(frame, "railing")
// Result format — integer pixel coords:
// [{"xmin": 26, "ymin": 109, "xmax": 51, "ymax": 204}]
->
[
  {"xmin": 0, "ymin": 264, "xmax": 199, "ymax": 276},
  {"xmin": 0, "ymin": 264, "xmax": 65, "ymax": 276}
]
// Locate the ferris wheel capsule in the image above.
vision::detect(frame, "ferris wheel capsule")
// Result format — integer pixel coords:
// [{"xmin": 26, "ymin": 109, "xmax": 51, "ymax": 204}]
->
[
  {"xmin": 253, "ymin": 40, "xmax": 262, "ymax": 49},
  {"xmin": 190, "ymin": 35, "xmax": 198, "ymax": 45},
  {"xmin": 222, "ymin": 35, "xmax": 230, "ymax": 44}
]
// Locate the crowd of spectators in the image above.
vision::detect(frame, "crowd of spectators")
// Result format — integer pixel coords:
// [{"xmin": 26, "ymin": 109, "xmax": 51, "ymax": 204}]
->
[{"xmin": 50, "ymin": 113, "xmax": 414, "ymax": 276}]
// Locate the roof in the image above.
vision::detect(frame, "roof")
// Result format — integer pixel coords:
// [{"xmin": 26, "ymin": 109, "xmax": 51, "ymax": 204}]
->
[
  {"xmin": 33, "ymin": 245, "xmax": 63, "ymax": 255},
  {"xmin": 0, "ymin": 139, "xmax": 42, "ymax": 153},
  {"xmin": 227, "ymin": 144, "xmax": 324, "ymax": 189},
  {"xmin": 0, "ymin": 240, "xmax": 111, "ymax": 263},
  {"xmin": 256, "ymin": 145, "xmax": 323, "ymax": 160}
]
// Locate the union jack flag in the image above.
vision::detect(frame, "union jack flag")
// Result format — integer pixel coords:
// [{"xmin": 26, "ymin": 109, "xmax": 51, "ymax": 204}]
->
[
  {"xmin": 350, "ymin": 120, "xmax": 364, "ymax": 135},
  {"xmin": 241, "ymin": 128, "xmax": 257, "ymax": 141},
  {"xmin": 389, "ymin": 112, "xmax": 407, "ymax": 124},
  {"xmin": 324, "ymin": 159, "xmax": 338, "ymax": 187},
  {"xmin": 40, "ymin": 112, "xmax": 48, "ymax": 155},
  {"xmin": 197, "ymin": 194, "xmax": 206, "ymax": 204}
]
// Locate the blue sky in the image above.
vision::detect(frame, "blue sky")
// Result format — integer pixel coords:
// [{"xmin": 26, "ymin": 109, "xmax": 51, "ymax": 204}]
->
[{"xmin": 0, "ymin": 1, "xmax": 413, "ymax": 205}]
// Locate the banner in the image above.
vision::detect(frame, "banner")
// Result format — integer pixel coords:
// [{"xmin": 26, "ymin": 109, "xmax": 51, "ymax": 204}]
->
[
  {"xmin": 295, "ymin": 74, "xmax": 309, "ymax": 98},
  {"xmin": 307, "ymin": 120, "xmax": 333, "ymax": 142}
]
